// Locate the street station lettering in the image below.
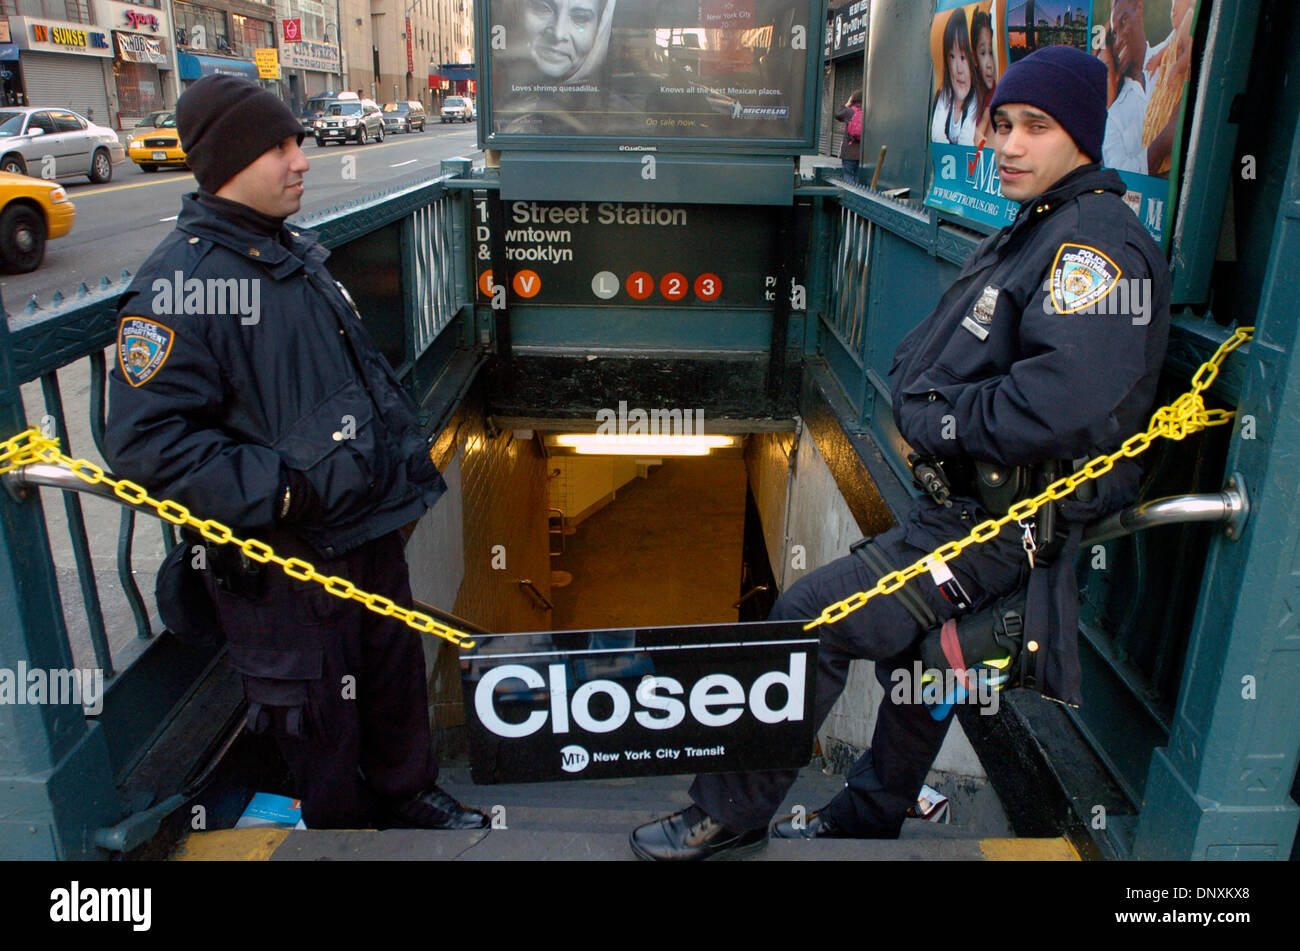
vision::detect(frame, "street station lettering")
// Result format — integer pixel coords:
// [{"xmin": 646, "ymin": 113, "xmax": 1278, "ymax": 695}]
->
[
  {"xmin": 509, "ymin": 201, "xmax": 688, "ymax": 228},
  {"xmin": 474, "ymin": 654, "xmax": 807, "ymax": 738}
]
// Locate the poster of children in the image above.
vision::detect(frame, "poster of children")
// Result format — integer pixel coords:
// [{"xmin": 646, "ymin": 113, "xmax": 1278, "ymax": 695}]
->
[{"xmin": 924, "ymin": 0, "xmax": 1200, "ymax": 248}]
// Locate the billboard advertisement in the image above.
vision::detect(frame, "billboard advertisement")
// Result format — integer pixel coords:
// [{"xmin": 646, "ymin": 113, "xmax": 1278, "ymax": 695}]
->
[
  {"xmin": 479, "ymin": 0, "xmax": 825, "ymax": 153},
  {"xmin": 924, "ymin": 0, "xmax": 1202, "ymax": 247}
]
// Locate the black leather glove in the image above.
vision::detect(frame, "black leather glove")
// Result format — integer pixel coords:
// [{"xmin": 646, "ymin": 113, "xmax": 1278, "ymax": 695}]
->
[{"xmin": 277, "ymin": 467, "xmax": 324, "ymax": 524}]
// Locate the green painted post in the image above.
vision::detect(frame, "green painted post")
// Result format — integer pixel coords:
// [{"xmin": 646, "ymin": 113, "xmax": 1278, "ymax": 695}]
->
[
  {"xmin": 0, "ymin": 309, "xmax": 120, "ymax": 860},
  {"xmin": 1132, "ymin": 115, "xmax": 1300, "ymax": 860}
]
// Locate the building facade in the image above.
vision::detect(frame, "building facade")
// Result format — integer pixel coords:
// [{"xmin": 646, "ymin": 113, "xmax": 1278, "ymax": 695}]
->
[
  {"xmin": 0, "ymin": 0, "xmax": 470, "ymax": 128},
  {"xmin": 345, "ymin": 0, "xmax": 471, "ymax": 109},
  {"xmin": 274, "ymin": 0, "xmax": 342, "ymax": 113}
]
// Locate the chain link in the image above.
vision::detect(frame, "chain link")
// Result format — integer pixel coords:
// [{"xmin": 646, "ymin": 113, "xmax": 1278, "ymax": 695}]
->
[
  {"xmin": 0, "ymin": 436, "xmax": 477, "ymax": 649},
  {"xmin": 804, "ymin": 327, "xmax": 1254, "ymax": 631},
  {"xmin": 0, "ymin": 327, "xmax": 1254, "ymax": 647}
]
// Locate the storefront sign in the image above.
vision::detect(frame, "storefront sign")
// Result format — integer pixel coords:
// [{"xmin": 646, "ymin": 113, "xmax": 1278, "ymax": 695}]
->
[
  {"xmin": 405, "ymin": 16, "xmax": 414, "ymax": 74},
  {"xmin": 93, "ymin": 0, "xmax": 172, "ymax": 41},
  {"xmin": 825, "ymin": 0, "xmax": 868, "ymax": 58},
  {"xmin": 8, "ymin": 17, "xmax": 114, "ymax": 57},
  {"xmin": 0, "ymin": 22, "xmax": 10, "ymax": 44},
  {"xmin": 33, "ymin": 24, "xmax": 110, "ymax": 51},
  {"xmin": 282, "ymin": 17, "xmax": 301, "ymax": 43},
  {"xmin": 124, "ymin": 9, "xmax": 159, "ymax": 32},
  {"xmin": 254, "ymin": 46, "xmax": 279, "ymax": 79},
  {"xmin": 278, "ymin": 38, "xmax": 340, "ymax": 73},
  {"xmin": 463, "ymin": 621, "xmax": 817, "ymax": 783},
  {"xmin": 115, "ymin": 31, "xmax": 165, "ymax": 64},
  {"xmin": 923, "ymin": 0, "xmax": 1202, "ymax": 248}
]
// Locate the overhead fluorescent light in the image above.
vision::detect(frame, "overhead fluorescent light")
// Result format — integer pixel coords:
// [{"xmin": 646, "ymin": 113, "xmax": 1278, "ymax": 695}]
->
[{"xmin": 553, "ymin": 434, "xmax": 737, "ymax": 456}]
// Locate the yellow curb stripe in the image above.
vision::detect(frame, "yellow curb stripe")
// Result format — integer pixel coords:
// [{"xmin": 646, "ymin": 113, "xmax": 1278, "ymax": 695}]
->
[
  {"xmin": 978, "ymin": 838, "xmax": 1081, "ymax": 861},
  {"xmin": 172, "ymin": 828, "xmax": 291, "ymax": 861}
]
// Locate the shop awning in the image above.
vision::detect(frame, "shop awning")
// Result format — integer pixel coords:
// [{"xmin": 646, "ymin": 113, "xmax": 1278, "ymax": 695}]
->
[
  {"xmin": 431, "ymin": 63, "xmax": 475, "ymax": 82},
  {"xmin": 178, "ymin": 52, "xmax": 259, "ymax": 81}
]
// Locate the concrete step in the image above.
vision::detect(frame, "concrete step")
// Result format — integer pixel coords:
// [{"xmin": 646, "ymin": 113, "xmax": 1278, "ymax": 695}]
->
[
  {"xmin": 175, "ymin": 827, "xmax": 1077, "ymax": 862},
  {"xmin": 171, "ymin": 763, "xmax": 1079, "ymax": 860}
]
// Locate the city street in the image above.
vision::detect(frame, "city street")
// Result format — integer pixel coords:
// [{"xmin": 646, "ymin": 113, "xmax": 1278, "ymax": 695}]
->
[{"xmin": 1, "ymin": 121, "xmax": 482, "ymax": 313}]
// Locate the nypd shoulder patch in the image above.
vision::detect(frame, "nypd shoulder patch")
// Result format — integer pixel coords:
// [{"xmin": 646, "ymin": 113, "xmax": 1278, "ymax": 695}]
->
[
  {"xmin": 1050, "ymin": 244, "xmax": 1122, "ymax": 315},
  {"xmin": 117, "ymin": 317, "xmax": 174, "ymax": 388}
]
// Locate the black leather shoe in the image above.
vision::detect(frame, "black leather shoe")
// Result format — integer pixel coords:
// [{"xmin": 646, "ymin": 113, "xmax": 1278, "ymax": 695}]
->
[
  {"xmin": 771, "ymin": 809, "xmax": 846, "ymax": 839},
  {"xmin": 630, "ymin": 805, "xmax": 768, "ymax": 861},
  {"xmin": 387, "ymin": 786, "xmax": 489, "ymax": 830}
]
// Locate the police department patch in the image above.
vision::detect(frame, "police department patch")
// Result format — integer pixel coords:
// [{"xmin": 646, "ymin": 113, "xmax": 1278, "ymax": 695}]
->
[
  {"xmin": 1050, "ymin": 244, "xmax": 1121, "ymax": 314},
  {"xmin": 117, "ymin": 317, "xmax": 174, "ymax": 388}
]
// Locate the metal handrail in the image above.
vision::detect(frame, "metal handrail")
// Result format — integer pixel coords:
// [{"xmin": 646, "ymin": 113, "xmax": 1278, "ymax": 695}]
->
[
  {"xmin": 1082, "ymin": 475, "xmax": 1249, "ymax": 545},
  {"xmin": 732, "ymin": 584, "xmax": 770, "ymax": 610},
  {"xmin": 517, "ymin": 578, "xmax": 553, "ymax": 611}
]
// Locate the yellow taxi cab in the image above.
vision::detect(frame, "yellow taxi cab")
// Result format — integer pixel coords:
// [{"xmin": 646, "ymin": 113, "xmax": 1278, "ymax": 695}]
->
[
  {"xmin": 127, "ymin": 113, "xmax": 187, "ymax": 172},
  {"xmin": 0, "ymin": 170, "xmax": 75, "ymax": 273}
]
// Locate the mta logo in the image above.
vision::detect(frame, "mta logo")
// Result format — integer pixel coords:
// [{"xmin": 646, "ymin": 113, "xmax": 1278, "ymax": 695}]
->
[{"xmin": 560, "ymin": 745, "xmax": 589, "ymax": 773}]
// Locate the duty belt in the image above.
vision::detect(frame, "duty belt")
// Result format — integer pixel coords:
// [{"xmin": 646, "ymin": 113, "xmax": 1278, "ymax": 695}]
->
[{"xmin": 850, "ymin": 537, "xmax": 938, "ymax": 630}]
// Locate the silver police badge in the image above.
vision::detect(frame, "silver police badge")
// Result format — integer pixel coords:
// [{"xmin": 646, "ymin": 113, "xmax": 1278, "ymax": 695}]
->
[
  {"xmin": 961, "ymin": 285, "xmax": 999, "ymax": 341},
  {"xmin": 973, "ymin": 285, "xmax": 999, "ymax": 324}
]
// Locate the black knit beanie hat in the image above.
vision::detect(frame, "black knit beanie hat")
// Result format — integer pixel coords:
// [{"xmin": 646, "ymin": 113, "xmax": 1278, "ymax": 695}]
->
[
  {"xmin": 178, "ymin": 75, "xmax": 305, "ymax": 194},
  {"xmin": 989, "ymin": 46, "xmax": 1108, "ymax": 163}
]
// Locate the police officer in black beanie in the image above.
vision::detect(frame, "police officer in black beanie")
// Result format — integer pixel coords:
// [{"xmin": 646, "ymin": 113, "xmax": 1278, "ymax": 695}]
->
[
  {"xmin": 631, "ymin": 45, "xmax": 1171, "ymax": 859},
  {"xmin": 106, "ymin": 75, "xmax": 488, "ymax": 831}
]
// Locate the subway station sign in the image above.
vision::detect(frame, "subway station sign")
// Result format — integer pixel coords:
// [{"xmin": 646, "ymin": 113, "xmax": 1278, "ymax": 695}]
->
[
  {"xmin": 462, "ymin": 621, "xmax": 817, "ymax": 783},
  {"xmin": 474, "ymin": 198, "xmax": 781, "ymax": 308}
]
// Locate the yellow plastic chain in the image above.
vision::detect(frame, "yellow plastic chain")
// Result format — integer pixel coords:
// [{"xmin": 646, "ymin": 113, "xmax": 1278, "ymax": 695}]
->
[
  {"xmin": 804, "ymin": 326, "xmax": 1255, "ymax": 631},
  {"xmin": 0, "ymin": 436, "xmax": 476, "ymax": 649}
]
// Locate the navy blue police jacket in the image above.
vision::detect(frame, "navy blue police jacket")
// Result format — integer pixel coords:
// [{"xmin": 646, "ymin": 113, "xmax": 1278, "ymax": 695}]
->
[
  {"xmin": 889, "ymin": 164, "xmax": 1171, "ymax": 705},
  {"xmin": 105, "ymin": 192, "xmax": 446, "ymax": 560}
]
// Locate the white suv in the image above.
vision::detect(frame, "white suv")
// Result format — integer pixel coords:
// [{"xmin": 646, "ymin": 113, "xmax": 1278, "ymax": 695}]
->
[{"xmin": 440, "ymin": 97, "xmax": 475, "ymax": 123}]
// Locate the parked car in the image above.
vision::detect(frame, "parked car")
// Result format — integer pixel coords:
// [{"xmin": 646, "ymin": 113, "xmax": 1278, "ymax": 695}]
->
[
  {"xmin": 300, "ymin": 90, "xmax": 359, "ymax": 124},
  {"xmin": 382, "ymin": 101, "xmax": 427, "ymax": 133},
  {"xmin": 127, "ymin": 113, "xmax": 186, "ymax": 172},
  {"xmin": 0, "ymin": 170, "xmax": 75, "ymax": 273},
  {"xmin": 139, "ymin": 109, "xmax": 173, "ymax": 130},
  {"xmin": 312, "ymin": 99, "xmax": 385, "ymax": 145},
  {"xmin": 0, "ymin": 108, "xmax": 125, "ymax": 184},
  {"xmin": 440, "ymin": 96, "xmax": 474, "ymax": 123}
]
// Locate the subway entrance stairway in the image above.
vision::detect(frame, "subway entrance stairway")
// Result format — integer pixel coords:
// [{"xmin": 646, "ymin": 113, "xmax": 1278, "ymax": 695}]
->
[{"xmin": 157, "ymin": 453, "xmax": 1080, "ymax": 862}]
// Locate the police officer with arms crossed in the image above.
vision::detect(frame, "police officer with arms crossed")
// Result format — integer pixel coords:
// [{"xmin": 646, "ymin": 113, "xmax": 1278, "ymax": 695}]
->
[
  {"xmin": 106, "ymin": 75, "xmax": 488, "ymax": 831},
  {"xmin": 631, "ymin": 46, "xmax": 1171, "ymax": 859}
]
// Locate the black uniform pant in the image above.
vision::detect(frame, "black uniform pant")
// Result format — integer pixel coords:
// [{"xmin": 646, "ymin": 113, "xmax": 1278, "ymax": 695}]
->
[
  {"xmin": 690, "ymin": 522, "xmax": 1023, "ymax": 835},
  {"xmin": 207, "ymin": 527, "xmax": 437, "ymax": 829}
]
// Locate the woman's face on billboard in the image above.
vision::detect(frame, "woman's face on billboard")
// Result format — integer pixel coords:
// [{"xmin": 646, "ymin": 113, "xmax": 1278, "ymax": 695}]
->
[
  {"xmin": 975, "ymin": 26, "xmax": 996, "ymax": 88},
  {"xmin": 523, "ymin": 0, "xmax": 602, "ymax": 79},
  {"xmin": 948, "ymin": 39, "xmax": 971, "ymax": 100}
]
